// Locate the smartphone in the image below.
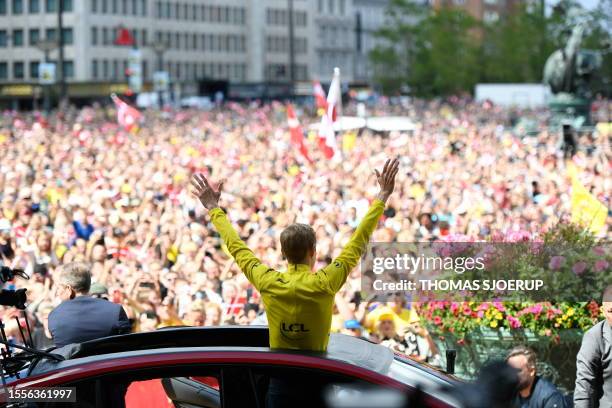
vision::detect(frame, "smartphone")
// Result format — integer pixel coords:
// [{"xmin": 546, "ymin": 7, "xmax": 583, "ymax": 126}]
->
[{"xmin": 139, "ymin": 281, "xmax": 155, "ymax": 289}]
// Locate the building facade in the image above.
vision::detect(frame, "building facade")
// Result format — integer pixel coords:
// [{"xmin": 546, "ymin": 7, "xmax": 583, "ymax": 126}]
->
[
  {"xmin": 430, "ymin": 0, "xmax": 520, "ymax": 24},
  {"xmin": 353, "ymin": 0, "xmax": 390, "ymax": 83},
  {"xmin": 0, "ymin": 0, "xmax": 389, "ymax": 104}
]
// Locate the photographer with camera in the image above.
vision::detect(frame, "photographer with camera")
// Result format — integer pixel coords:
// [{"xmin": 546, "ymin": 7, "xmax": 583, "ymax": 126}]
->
[{"xmin": 48, "ymin": 262, "xmax": 132, "ymax": 347}]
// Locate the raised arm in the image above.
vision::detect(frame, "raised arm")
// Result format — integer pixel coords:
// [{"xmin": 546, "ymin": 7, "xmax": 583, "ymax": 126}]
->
[
  {"xmin": 191, "ymin": 173, "xmax": 273, "ymax": 290},
  {"xmin": 320, "ymin": 158, "xmax": 400, "ymax": 293}
]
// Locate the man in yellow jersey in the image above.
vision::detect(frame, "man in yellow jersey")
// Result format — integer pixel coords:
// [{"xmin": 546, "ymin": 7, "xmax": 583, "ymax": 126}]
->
[{"xmin": 191, "ymin": 158, "xmax": 399, "ymax": 353}]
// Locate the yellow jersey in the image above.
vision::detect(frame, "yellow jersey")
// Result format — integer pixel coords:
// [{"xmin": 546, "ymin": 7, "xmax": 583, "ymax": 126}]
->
[{"xmin": 209, "ymin": 199, "xmax": 384, "ymax": 351}]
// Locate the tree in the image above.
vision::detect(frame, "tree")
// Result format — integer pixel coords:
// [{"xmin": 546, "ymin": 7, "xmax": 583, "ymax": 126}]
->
[
  {"xmin": 370, "ymin": 1, "xmax": 479, "ymax": 96},
  {"xmin": 370, "ymin": 0, "xmax": 611, "ymax": 96}
]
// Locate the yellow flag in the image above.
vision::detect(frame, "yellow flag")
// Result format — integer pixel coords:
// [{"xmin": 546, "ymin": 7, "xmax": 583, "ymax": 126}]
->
[{"xmin": 568, "ymin": 163, "xmax": 607, "ymax": 233}]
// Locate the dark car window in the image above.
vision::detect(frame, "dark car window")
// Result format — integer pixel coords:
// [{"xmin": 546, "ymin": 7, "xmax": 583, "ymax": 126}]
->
[
  {"xmin": 248, "ymin": 365, "xmax": 374, "ymax": 408},
  {"xmin": 31, "ymin": 366, "xmax": 222, "ymax": 408}
]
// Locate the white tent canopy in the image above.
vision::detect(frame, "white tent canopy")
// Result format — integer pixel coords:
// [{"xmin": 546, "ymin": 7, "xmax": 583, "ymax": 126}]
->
[{"xmin": 308, "ymin": 116, "xmax": 416, "ymax": 132}]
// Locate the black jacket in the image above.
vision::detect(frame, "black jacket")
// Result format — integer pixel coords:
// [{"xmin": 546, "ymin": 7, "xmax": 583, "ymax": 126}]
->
[{"xmin": 48, "ymin": 296, "xmax": 131, "ymax": 347}]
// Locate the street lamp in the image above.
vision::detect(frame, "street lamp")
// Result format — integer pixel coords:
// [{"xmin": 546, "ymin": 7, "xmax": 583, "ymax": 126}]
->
[
  {"xmin": 148, "ymin": 41, "xmax": 169, "ymax": 108},
  {"xmin": 34, "ymin": 39, "xmax": 59, "ymax": 112}
]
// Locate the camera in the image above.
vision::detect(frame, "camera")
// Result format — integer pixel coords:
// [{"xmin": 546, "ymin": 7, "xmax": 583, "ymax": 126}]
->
[{"xmin": 0, "ymin": 266, "xmax": 29, "ymax": 309}]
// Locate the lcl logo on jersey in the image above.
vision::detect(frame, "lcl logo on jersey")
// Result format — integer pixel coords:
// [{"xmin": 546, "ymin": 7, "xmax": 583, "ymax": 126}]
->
[{"xmin": 281, "ymin": 323, "xmax": 309, "ymax": 333}]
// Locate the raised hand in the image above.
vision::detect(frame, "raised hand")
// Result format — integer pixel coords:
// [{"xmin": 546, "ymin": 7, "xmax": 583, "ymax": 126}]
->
[
  {"xmin": 374, "ymin": 158, "xmax": 400, "ymax": 203},
  {"xmin": 191, "ymin": 173, "xmax": 225, "ymax": 210}
]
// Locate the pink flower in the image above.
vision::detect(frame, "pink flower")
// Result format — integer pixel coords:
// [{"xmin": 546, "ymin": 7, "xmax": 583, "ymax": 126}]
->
[
  {"xmin": 493, "ymin": 301, "xmax": 505, "ymax": 312},
  {"xmin": 594, "ymin": 260, "xmax": 609, "ymax": 273},
  {"xmin": 530, "ymin": 304, "xmax": 543, "ymax": 314},
  {"xmin": 592, "ymin": 246, "xmax": 605, "ymax": 256},
  {"xmin": 433, "ymin": 316, "xmax": 442, "ymax": 325},
  {"xmin": 477, "ymin": 310, "xmax": 484, "ymax": 318},
  {"xmin": 463, "ymin": 307, "xmax": 472, "ymax": 316},
  {"xmin": 507, "ymin": 316, "xmax": 521, "ymax": 329},
  {"xmin": 549, "ymin": 256, "xmax": 566, "ymax": 270},
  {"xmin": 572, "ymin": 261, "xmax": 588, "ymax": 275}
]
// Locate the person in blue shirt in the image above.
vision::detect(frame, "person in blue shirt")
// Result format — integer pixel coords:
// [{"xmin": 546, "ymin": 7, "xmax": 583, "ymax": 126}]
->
[{"xmin": 506, "ymin": 346, "xmax": 568, "ymax": 408}]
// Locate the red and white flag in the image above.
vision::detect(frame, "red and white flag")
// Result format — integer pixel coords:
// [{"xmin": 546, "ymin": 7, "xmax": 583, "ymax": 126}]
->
[
  {"xmin": 111, "ymin": 93, "xmax": 141, "ymax": 132},
  {"xmin": 318, "ymin": 68, "xmax": 341, "ymax": 159},
  {"xmin": 287, "ymin": 104, "xmax": 312, "ymax": 163},
  {"xmin": 313, "ymin": 81, "xmax": 328, "ymax": 111}
]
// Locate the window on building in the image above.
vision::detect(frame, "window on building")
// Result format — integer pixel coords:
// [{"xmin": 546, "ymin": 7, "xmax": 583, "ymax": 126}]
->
[
  {"xmin": 0, "ymin": 0, "xmax": 6, "ymax": 14},
  {"xmin": 11, "ymin": 29, "xmax": 23, "ymax": 46},
  {"xmin": 0, "ymin": 30, "xmax": 6, "ymax": 47},
  {"xmin": 121, "ymin": 0, "xmax": 126, "ymax": 14},
  {"xmin": 102, "ymin": 27, "xmax": 109, "ymax": 45},
  {"xmin": 90, "ymin": 0, "xmax": 96, "ymax": 12},
  {"xmin": 102, "ymin": 59, "xmax": 108, "ymax": 78},
  {"xmin": 339, "ymin": 0, "xmax": 345, "ymax": 15},
  {"xmin": 164, "ymin": 1, "xmax": 170, "ymax": 18},
  {"xmin": 328, "ymin": 0, "xmax": 334, "ymax": 14},
  {"xmin": 131, "ymin": 0, "xmax": 136, "ymax": 15},
  {"xmin": 63, "ymin": 60, "xmax": 73, "ymax": 77},
  {"xmin": 174, "ymin": 2, "xmax": 179, "ymax": 19},
  {"xmin": 61, "ymin": 28, "xmax": 73, "ymax": 45},
  {"xmin": 91, "ymin": 26, "xmax": 97, "ymax": 45},
  {"xmin": 0, "ymin": 62, "xmax": 7, "ymax": 79},
  {"xmin": 91, "ymin": 59, "xmax": 98, "ymax": 78},
  {"xmin": 29, "ymin": 28, "xmax": 40, "ymax": 45},
  {"xmin": 142, "ymin": 59, "xmax": 147, "ymax": 79},
  {"xmin": 13, "ymin": 61, "xmax": 24, "ymax": 79},
  {"xmin": 45, "ymin": 28, "xmax": 56, "ymax": 41},
  {"xmin": 61, "ymin": 0, "xmax": 71, "ymax": 11},
  {"xmin": 101, "ymin": 0, "xmax": 107, "ymax": 13},
  {"xmin": 29, "ymin": 0, "xmax": 39, "ymax": 12},
  {"xmin": 29, "ymin": 60, "xmax": 39, "ymax": 78},
  {"xmin": 211, "ymin": 5, "xmax": 218, "ymax": 21},
  {"xmin": 111, "ymin": 0, "xmax": 117, "ymax": 13},
  {"xmin": 141, "ymin": 0, "xmax": 146, "ymax": 16},
  {"xmin": 122, "ymin": 59, "xmax": 127, "ymax": 79},
  {"xmin": 112, "ymin": 59, "xmax": 118, "ymax": 78},
  {"xmin": 483, "ymin": 10, "xmax": 499, "ymax": 22},
  {"xmin": 141, "ymin": 29, "xmax": 147, "ymax": 46},
  {"xmin": 45, "ymin": 0, "xmax": 55, "ymax": 12},
  {"xmin": 12, "ymin": 0, "xmax": 23, "ymax": 13}
]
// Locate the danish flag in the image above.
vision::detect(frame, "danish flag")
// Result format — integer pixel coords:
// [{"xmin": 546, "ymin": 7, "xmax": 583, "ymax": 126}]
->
[
  {"xmin": 313, "ymin": 80, "xmax": 328, "ymax": 111},
  {"xmin": 318, "ymin": 68, "xmax": 341, "ymax": 159},
  {"xmin": 111, "ymin": 93, "xmax": 141, "ymax": 132},
  {"xmin": 286, "ymin": 104, "xmax": 312, "ymax": 163}
]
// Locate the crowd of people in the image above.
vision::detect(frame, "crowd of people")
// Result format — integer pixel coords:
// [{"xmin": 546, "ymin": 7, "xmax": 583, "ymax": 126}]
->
[{"xmin": 0, "ymin": 98, "xmax": 609, "ymax": 365}]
